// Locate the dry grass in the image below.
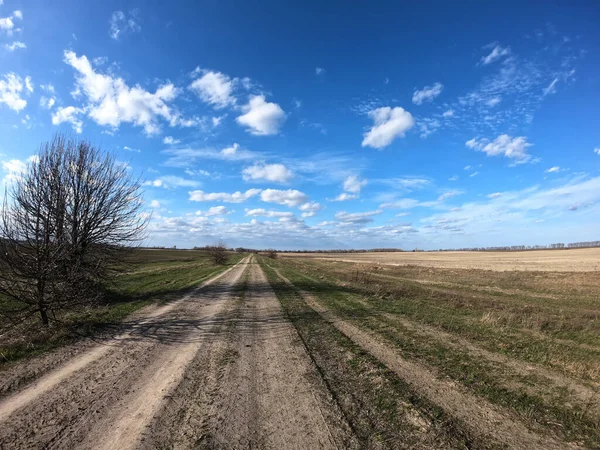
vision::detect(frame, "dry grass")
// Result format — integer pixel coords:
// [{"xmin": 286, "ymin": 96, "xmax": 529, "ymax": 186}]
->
[{"xmin": 285, "ymin": 247, "xmax": 600, "ymax": 271}]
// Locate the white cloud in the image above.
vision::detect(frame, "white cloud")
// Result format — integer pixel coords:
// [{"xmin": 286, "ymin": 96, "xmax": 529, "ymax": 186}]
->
[
  {"xmin": 299, "ymin": 201, "xmax": 322, "ymax": 218},
  {"xmin": 466, "ymin": 134, "xmax": 533, "ymax": 163},
  {"xmin": 189, "ymin": 188, "xmax": 261, "ymax": 203},
  {"xmin": 362, "ymin": 106, "xmax": 414, "ymax": 149},
  {"xmin": 332, "ymin": 193, "xmax": 357, "ymax": 201},
  {"xmin": 4, "ymin": 41, "xmax": 25, "ymax": 51},
  {"xmin": 245, "ymin": 208, "xmax": 293, "ymax": 219},
  {"xmin": 545, "ymin": 166, "xmax": 560, "ymax": 173},
  {"xmin": 543, "ymin": 78, "xmax": 559, "ymax": 96},
  {"xmin": 109, "ymin": 10, "xmax": 141, "ymax": 40},
  {"xmin": 144, "ymin": 176, "xmax": 200, "ymax": 189},
  {"xmin": 449, "ymin": 175, "xmax": 458, "ymax": 181},
  {"xmin": 469, "ymin": 171, "xmax": 479, "ymax": 177},
  {"xmin": 189, "ymin": 69, "xmax": 237, "ymax": 109},
  {"xmin": 480, "ymin": 45, "xmax": 510, "ymax": 65},
  {"xmin": 39, "ymin": 96, "xmax": 56, "ymax": 109},
  {"xmin": 204, "ymin": 206, "xmax": 230, "ymax": 216},
  {"xmin": 221, "ymin": 143, "xmax": 239, "ymax": 157},
  {"xmin": 382, "ymin": 177, "xmax": 430, "ymax": 190},
  {"xmin": 242, "ymin": 163, "xmax": 293, "ymax": 183},
  {"xmin": 2, "ymin": 159, "xmax": 26, "ymax": 181},
  {"xmin": 163, "ymin": 136, "xmax": 180, "ymax": 145},
  {"xmin": 437, "ymin": 190, "xmax": 464, "ymax": 201},
  {"xmin": 123, "ymin": 146, "xmax": 140, "ymax": 152},
  {"xmin": 379, "ymin": 198, "xmax": 421, "ymax": 209},
  {"xmin": 0, "ymin": 73, "xmax": 27, "ymax": 112},
  {"xmin": 442, "ymin": 109, "xmax": 454, "ymax": 118},
  {"xmin": 594, "ymin": 147, "xmax": 600, "ymax": 155},
  {"xmin": 149, "ymin": 200, "xmax": 161, "ymax": 209},
  {"xmin": 486, "ymin": 97, "xmax": 501, "ymax": 107},
  {"xmin": 464, "ymin": 165, "xmax": 472, "ymax": 170},
  {"xmin": 335, "ymin": 210, "xmax": 382, "ymax": 224},
  {"xmin": 487, "ymin": 192, "xmax": 502, "ymax": 198},
  {"xmin": 260, "ymin": 189, "xmax": 308, "ymax": 207},
  {"xmin": 0, "ymin": 10, "xmax": 22, "ymax": 35},
  {"xmin": 412, "ymin": 82, "xmax": 443, "ymax": 105},
  {"xmin": 63, "ymin": 51, "xmax": 178, "ymax": 134},
  {"xmin": 315, "ymin": 67, "xmax": 325, "ymax": 75},
  {"xmin": 51, "ymin": 106, "xmax": 84, "ymax": 133},
  {"xmin": 236, "ymin": 95, "xmax": 286, "ymax": 135},
  {"xmin": 343, "ymin": 175, "xmax": 367, "ymax": 194}
]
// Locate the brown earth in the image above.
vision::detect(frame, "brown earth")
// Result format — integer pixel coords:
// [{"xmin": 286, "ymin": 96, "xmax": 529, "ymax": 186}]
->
[{"xmin": 0, "ymin": 257, "xmax": 354, "ymax": 449}]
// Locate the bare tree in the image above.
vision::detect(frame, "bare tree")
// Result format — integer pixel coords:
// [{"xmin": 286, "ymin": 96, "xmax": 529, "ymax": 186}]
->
[
  {"xmin": 265, "ymin": 249, "xmax": 278, "ymax": 259},
  {"xmin": 206, "ymin": 240, "xmax": 229, "ymax": 265},
  {"xmin": 0, "ymin": 134, "xmax": 147, "ymax": 326}
]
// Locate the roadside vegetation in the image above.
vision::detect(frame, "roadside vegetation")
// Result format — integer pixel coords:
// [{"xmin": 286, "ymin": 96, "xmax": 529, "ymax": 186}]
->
[
  {"xmin": 260, "ymin": 255, "xmax": 600, "ymax": 448},
  {"xmin": 0, "ymin": 134, "xmax": 240, "ymax": 368},
  {"xmin": 0, "ymin": 249, "xmax": 242, "ymax": 367}
]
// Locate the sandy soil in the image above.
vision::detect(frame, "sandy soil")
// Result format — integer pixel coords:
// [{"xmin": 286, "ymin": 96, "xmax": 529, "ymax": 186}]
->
[
  {"xmin": 0, "ymin": 257, "xmax": 353, "ymax": 449},
  {"xmin": 0, "ymin": 258, "xmax": 249, "ymax": 449},
  {"xmin": 285, "ymin": 247, "xmax": 600, "ymax": 271}
]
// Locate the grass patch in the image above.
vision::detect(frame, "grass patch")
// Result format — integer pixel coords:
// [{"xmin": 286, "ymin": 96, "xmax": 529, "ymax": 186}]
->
[
  {"xmin": 0, "ymin": 250, "xmax": 244, "ymax": 368},
  {"xmin": 258, "ymin": 257, "xmax": 497, "ymax": 450},
  {"xmin": 270, "ymin": 257, "xmax": 600, "ymax": 448}
]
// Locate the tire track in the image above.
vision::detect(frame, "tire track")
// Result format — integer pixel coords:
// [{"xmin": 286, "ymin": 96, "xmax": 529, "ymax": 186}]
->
[
  {"xmin": 203, "ymin": 257, "xmax": 356, "ymax": 449},
  {"xmin": 270, "ymin": 265, "xmax": 580, "ymax": 450},
  {"xmin": 0, "ymin": 257, "xmax": 250, "ymax": 449}
]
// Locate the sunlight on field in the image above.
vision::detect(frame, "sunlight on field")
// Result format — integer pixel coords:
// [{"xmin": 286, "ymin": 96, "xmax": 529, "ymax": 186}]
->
[{"xmin": 285, "ymin": 247, "xmax": 600, "ymax": 272}]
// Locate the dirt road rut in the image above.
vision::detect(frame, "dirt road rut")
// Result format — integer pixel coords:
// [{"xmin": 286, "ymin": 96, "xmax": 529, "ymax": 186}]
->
[{"xmin": 0, "ymin": 257, "xmax": 352, "ymax": 449}]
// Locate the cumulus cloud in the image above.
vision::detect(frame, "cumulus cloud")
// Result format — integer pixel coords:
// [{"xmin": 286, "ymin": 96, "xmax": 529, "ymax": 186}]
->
[
  {"xmin": 299, "ymin": 201, "xmax": 322, "ymax": 218},
  {"xmin": 315, "ymin": 67, "xmax": 325, "ymax": 75},
  {"xmin": 0, "ymin": 73, "xmax": 28, "ymax": 112},
  {"xmin": 62, "ymin": 51, "xmax": 178, "ymax": 134},
  {"xmin": 51, "ymin": 106, "xmax": 84, "ymax": 133},
  {"xmin": 335, "ymin": 210, "xmax": 382, "ymax": 224},
  {"xmin": 343, "ymin": 175, "xmax": 367, "ymax": 194},
  {"xmin": 109, "ymin": 10, "xmax": 141, "ymax": 40},
  {"xmin": 361, "ymin": 106, "xmax": 414, "ymax": 149},
  {"xmin": 442, "ymin": 109, "xmax": 454, "ymax": 118},
  {"xmin": 0, "ymin": 10, "xmax": 23, "ymax": 35},
  {"xmin": 204, "ymin": 206, "xmax": 230, "ymax": 216},
  {"xmin": 221, "ymin": 143, "xmax": 239, "ymax": 157},
  {"xmin": 236, "ymin": 95, "xmax": 286, "ymax": 136},
  {"xmin": 189, "ymin": 69, "xmax": 237, "ymax": 109},
  {"xmin": 480, "ymin": 44, "xmax": 511, "ymax": 65},
  {"xmin": 466, "ymin": 134, "xmax": 533, "ymax": 163},
  {"xmin": 4, "ymin": 41, "xmax": 26, "ymax": 51},
  {"xmin": 412, "ymin": 82, "xmax": 443, "ymax": 105},
  {"xmin": 545, "ymin": 166, "xmax": 560, "ymax": 173},
  {"xmin": 260, "ymin": 189, "xmax": 308, "ymax": 207},
  {"xmin": 242, "ymin": 163, "xmax": 293, "ymax": 183},
  {"xmin": 594, "ymin": 147, "xmax": 600, "ymax": 155},
  {"xmin": 40, "ymin": 96, "xmax": 56, "ymax": 109},
  {"xmin": 189, "ymin": 188, "xmax": 261, "ymax": 203}
]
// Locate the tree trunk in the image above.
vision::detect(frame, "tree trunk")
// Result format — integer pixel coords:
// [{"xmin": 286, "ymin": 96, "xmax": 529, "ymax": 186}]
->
[{"xmin": 39, "ymin": 307, "xmax": 49, "ymax": 326}]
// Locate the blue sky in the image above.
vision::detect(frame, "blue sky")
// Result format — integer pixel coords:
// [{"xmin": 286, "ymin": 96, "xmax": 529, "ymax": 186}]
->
[{"xmin": 1, "ymin": 0, "xmax": 599, "ymax": 250}]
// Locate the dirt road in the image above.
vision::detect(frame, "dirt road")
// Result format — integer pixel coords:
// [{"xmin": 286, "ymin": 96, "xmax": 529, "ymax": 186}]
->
[{"xmin": 0, "ymin": 257, "xmax": 352, "ymax": 449}]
